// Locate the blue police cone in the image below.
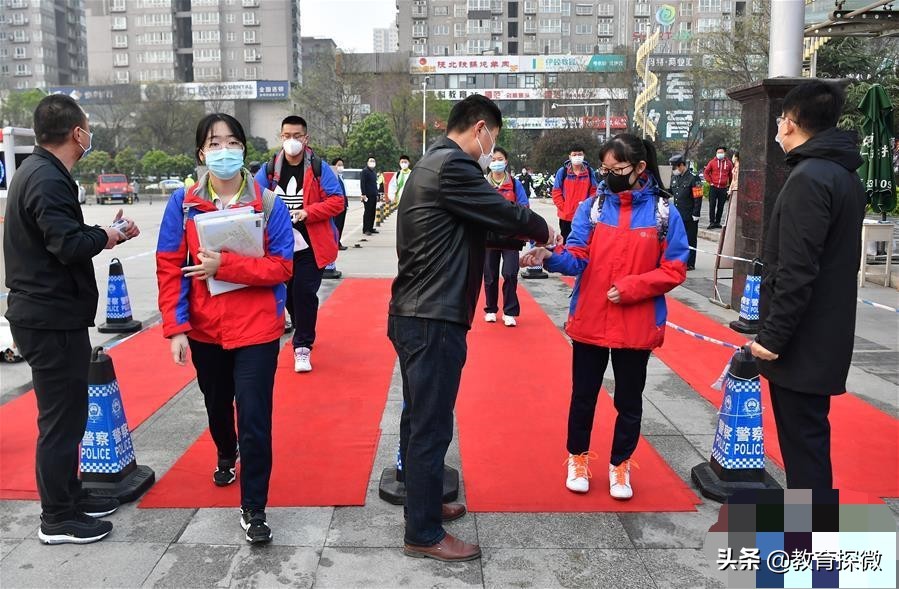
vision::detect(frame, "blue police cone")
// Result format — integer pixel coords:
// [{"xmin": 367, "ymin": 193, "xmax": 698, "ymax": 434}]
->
[
  {"xmin": 378, "ymin": 402, "xmax": 459, "ymax": 505},
  {"xmin": 322, "ymin": 261, "xmax": 342, "ymax": 280},
  {"xmin": 80, "ymin": 347, "xmax": 155, "ymax": 503},
  {"xmin": 729, "ymin": 260, "xmax": 763, "ymax": 334},
  {"xmin": 98, "ymin": 258, "xmax": 142, "ymax": 333},
  {"xmin": 520, "ymin": 241, "xmax": 549, "ymax": 279},
  {"xmin": 691, "ymin": 346, "xmax": 780, "ymax": 502}
]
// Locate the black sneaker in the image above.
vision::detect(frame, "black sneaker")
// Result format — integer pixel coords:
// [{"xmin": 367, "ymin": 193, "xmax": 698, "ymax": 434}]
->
[
  {"xmin": 240, "ymin": 508, "xmax": 272, "ymax": 544},
  {"xmin": 38, "ymin": 513, "xmax": 113, "ymax": 545},
  {"xmin": 74, "ymin": 491, "xmax": 120, "ymax": 517},
  {"xmin": 213, "ymin": 452, "xmax": 239, "ymax": 487}
]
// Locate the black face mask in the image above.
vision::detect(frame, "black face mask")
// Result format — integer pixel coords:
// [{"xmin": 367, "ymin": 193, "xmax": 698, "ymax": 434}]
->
[{"xmin": 605, "ymin": 171, "xmax": 636, "ymax": 194}]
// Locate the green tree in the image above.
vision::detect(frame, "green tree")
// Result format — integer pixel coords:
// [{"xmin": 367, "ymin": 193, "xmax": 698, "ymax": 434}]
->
[
  {"xmin": 0, "ymin": 89, "xmax": 45, "ymax": 127},
  {"xmin": 132, "ymin": 84, "xmax": 204, "ymax": 154},
  {"xmin": 345, "ymin": 113, "xmax": 400, "ymax": 169},
  {"xmin": 73, "ymin": 151, "xmax": 113, "ymax": 179},
  {"xmin": 113, "ymin": 147, "xmax": 141, "ymax": 177},
  {"xmin": 170, "ymin": 154, "xmax": 196, "ymax": 178},
  {"xmin": 140, "ymin": 149, "xmax": 170, "ymax": 179}
]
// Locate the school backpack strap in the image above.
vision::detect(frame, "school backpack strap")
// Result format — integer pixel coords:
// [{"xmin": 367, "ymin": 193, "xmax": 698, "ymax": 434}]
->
[{"xmin": 261, "ymin": 188, "xmax": 278, "ymax": 225}]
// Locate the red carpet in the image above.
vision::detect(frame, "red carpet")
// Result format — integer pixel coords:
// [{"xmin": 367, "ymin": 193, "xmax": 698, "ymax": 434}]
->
[
  {"xmin": 140, "ymin": 279, "xmax": 395, "ymax": 508},
  {"xmin": 456, "ymin": 286, "xmax": 700, "ymax": 512},
  {"xmin": 656, "ymin": 296, "xmax": 899, "ymax": 498},
  {"xmin": 0, "ymin": 324, "xmax": 195, "ymax": 500}
]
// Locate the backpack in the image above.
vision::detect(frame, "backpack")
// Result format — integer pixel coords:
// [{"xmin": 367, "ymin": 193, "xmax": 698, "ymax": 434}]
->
[{"xmin": 265, "ymin": 151, "xmax": 322, "ymax": 189}]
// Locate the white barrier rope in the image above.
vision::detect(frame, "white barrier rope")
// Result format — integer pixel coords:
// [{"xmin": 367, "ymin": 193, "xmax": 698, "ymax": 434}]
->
[
  {"xmin": 665, "ymin": 321, "xmax": 746, "ymax": 350},
  {"xmin": 688, "ymin": 246, "xmax": 760, "ymax": 265},
  {"xmin": 857, "ymin": 298, "xmax": 899, "ymax": 314}
]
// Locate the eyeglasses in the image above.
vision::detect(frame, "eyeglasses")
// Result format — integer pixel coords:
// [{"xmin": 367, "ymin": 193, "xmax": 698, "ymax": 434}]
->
[
  {"xmin": 280, "ymin": 132, "xmax": 307, "ymax": 141},
  {"xmin": 205, "ymin": 139, "xmax": 244, "ymax": 151},
  {"xmin": 776, "ymin": 116, "xmax": 795, "ymax": 127},
  {"xmin": 599, "ymin": 164, "xmax": 633, "ymax": 176}
]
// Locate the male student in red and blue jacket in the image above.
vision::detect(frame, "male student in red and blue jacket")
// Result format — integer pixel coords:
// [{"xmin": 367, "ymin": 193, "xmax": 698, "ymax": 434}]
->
[{"xmin": 551, "ymin": 145, "xmax": 598, "ymax": 242}]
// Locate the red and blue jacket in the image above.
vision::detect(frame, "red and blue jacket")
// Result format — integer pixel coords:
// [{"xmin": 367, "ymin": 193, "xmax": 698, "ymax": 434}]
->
[
  {"xmin": 545, "ymin": 174, "xmax": 689, "ymax": 350},
  {"xmin": 156, "ymin": 171, "xmax": 294, "ymax": 350},
  {"xmin": 254, "ymin": 147, "xmax": 345, "ymax": 269},
  {"xmin": 551, "ymin": 161, "xmax": 598, "ymax": 222},
  {"xmin": 491, "ymin": 173, "xmax": 530, "ymax": 207}
]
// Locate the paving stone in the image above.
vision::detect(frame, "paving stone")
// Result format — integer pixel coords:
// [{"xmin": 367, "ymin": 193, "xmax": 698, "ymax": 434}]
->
[
  {"xmin": 619, "ymin": 501, "xmax": 721, "ymax": 549},
  {"xmin": 177, "ymin": 507, "xmax": 332, "ymax": 547},
  {"xmin": 2, "ymin": 539, "xmax": 167, "ymax": 588},
  {"xmin": 104, "ymin": 503, "xmax": 194, "ymax": 544},
  {"xmin": 0, "ymin": 500, "xmax": 39, "ymax": 540},
  {"xmin": 315, "ymin": 546, "xmax": 482, "ymax": 588},
  {"xmin": 647, "ymin": 397, "xmax": 719, "ymax": 436},
  {"xmin": 639, "ymin": 548, "xmax": 725, "ymax": 588},
  {"xmin": 1, "ymin": 538, "xmax": 22, "ymax": 561},
  {"xmin": 639, "ymin": 401, "xmax": 680, "ymax": 435},
  {"xmin": 474, "ymin": 513, "xmax": 632, "ymax": 549},
  {"xmin": 379, "ymin": 400, "xmax": 403, "ymax": 435},
  {"xmin": 643, "ymin": 434, "xmax": 709, "ymax": 484},
  {"xmin": 481, "ymin": 548, "xmax": 654, "ymax": 589},
  {"xmin": 142, "ymin": 543, "xmax": 241, "ymax": 587}
]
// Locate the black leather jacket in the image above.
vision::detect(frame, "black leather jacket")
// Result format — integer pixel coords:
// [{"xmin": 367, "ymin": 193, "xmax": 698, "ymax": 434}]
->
[{"xmin": 389, "ymin": 136, "xmax": 549, "ymax": 327}]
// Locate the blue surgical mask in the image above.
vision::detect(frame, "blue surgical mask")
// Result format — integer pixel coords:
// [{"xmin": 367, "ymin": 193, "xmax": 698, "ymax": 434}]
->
[
  {"xmin": 489, "ymin": 161, "xmax": 507, "ymax": 173},
  {"xmin": 76, "ymin": 127, "xmax": 93, "ymax": 159},
  {"xmin": 205, "ymin": 148, "xmax": 244, "ymax": 180}
]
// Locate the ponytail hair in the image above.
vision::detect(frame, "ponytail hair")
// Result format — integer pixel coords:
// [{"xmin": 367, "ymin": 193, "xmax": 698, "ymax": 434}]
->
[{"xmin": 599, "ymin": 133, "xmax": 662, "ymax": 187}]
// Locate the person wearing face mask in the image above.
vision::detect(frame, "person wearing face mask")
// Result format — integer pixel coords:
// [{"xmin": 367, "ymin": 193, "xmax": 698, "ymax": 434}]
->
[
  {"xmin": 157, "ymin": 113, "xmax": 294, "ymax": 544},
  {"xmin": 360, "ymin": 156, "xmax": 380, "ymax": 235},
  {"xmin": 483, "ymin": 147, "xmax": 530, "ymax": 327},
  {"xmin": 331, "ymin": 157, "xmax": 349, "ymax": 250},
  {"xmin": 703, "ymin": 146, "xmax": 735, "ymax": 230},
  {"xmin": 389, "ymin": 95, "xmax": 555, "ymax": 562},
  {"xmin": 668, "ymin": 154, "xmax": 703, "ymax": 270},
  {"xmin": 387, "ymin": 155, "xmax": 413, "ymax": 204},
  {"xmin": 255, "ymin": 116, "xmax": 346, "ymax": 373},
  {"xmin": 4, "ymin": 94, "xmax": 140, "ymax": 545},
  {"xmin": 749, "ymin": 81, "xmax": 865, "ymax": 490},
  {"xmin": 551, "ymin": 146, "xmax": 598, "ymax": 242},
  {"xmin": 522, "ymin": 133, "xmax": 689, "ymax": 501}
]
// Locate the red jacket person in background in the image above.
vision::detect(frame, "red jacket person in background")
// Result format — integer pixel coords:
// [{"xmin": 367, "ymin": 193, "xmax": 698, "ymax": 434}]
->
[
  {"xmin": 703, "ymin": 146, "xmax": 734, "ymax": 229},
  {"xmin": 551, "ymin": 145, "xmax": 598, "ymax": 242}
]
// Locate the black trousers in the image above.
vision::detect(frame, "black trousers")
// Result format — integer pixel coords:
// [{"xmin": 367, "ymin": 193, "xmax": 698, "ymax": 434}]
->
[
  {"xmin": 483, "ymin": 249, "xmax": 520, "ymax": 316},
  {"xmin": 769, "ymin": 382, "xmax": 833, "ymax": 489},
  {"xmin": 567, "ymin": 341, "xmax": 651, "ymax": 465},
  {"xmin": 678, "ymin": 209, "xmax": 698, "ymax": 268},
  {"xmin": 389, "ymin": 315, "xmax": 468, "ymax": 546},
  {"xmin": 559, "ymin": 219, "xmax": 572, "ymax": 243},
  {"xmin": 362, "ymin": 195, "xmax": 378, "ymax": 233},
  {"xmin": 708, "ymin": 186, "xmax": 728, "ymax": 225},
  {"xmin": 11, "ymin": 326, "xmax": 91, "ymax": 518},
  {"xmin": 285, "ymin": 248, "xmax": 323, "ymax": 349},
  {"xmin": 334, "ymin": 200, "xmax": 348, "ymax": 243},
  {"xmin": 189, "ymin": 338, "xmax": 280, "ymax": 510}
]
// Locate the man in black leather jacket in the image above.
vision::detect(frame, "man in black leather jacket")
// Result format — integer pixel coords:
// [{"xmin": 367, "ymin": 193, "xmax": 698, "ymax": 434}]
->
[{"xmin": 388, "ymin": 95, "xmax": 554, "ymax": 562}]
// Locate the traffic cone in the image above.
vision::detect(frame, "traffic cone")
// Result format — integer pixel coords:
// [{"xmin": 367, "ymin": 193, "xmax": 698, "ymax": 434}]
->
[
  {"xmin": 80, "ymin": 347, "xmax": 155, "ymax": 503},
  {"xmin": 520, "ymin": 241, "xmax": 549, "ymax": 279},
  {"xmin": 691, "ymin": 346, "xmax": 780, "ymax": 502},
  {"xmin": 378, "ymin": 402, "xmax": 460, "ymax": 505},
  {"xmin": 98, "ymin": 258, "xmax": 142, "ymax": 333},
  {"xmin": 729, "ymin": 260, "xmax": 762, "ymax": 334},
  {"xmin": 322, "ymin": 261, "xmax": 342, "ymax": 280}
]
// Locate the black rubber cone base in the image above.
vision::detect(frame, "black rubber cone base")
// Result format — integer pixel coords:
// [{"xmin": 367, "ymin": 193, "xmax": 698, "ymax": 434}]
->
[
  {"xmin": 379, "ymin": 466, "xmax": 459, "ymax": 505},
  {"xmin": 691, "ymin": 462, "xmax": 781, "ymax": 503},
  {"xmin": 82, "ymin": 464, "xmax": 155, "ymax": 504},
  {"xmin": 729, "ymin": 319, "xmax": 759, "ymax": 334},
  {"xmin": 98, "ymin": 319, "xmax": 142, "ymax": 334},
  {"xmin": 520, "ymin": 268, "xmax": 549, "ymax": 279},
  {"xmin": 322, "ymin": 269, "xmax": 343, "ymax": 280}
]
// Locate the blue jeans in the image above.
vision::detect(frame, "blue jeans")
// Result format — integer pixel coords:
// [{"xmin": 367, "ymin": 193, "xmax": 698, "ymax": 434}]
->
[
  {"xmin": 189, "ymin": 338, "xmax": 280, "ymax": 511},
  {"xmin": 388, "ymin": 315, "xmax": 468, "ymax": 546}
]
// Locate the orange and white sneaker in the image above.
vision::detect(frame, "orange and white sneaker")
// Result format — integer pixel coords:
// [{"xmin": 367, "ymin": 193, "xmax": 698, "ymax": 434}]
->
[
  {"xmin": 565, "ymin": 452, "xmax": 596, "ymax": 493},
  {"xmin": 609, "ymin": 460, "xmax": 637, "ymax": 500}
]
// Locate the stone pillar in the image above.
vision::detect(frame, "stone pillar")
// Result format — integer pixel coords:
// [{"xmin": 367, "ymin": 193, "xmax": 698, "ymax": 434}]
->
[{"xmin": 726, "ymin": 78, "xmax": 805, "ymax": 310}]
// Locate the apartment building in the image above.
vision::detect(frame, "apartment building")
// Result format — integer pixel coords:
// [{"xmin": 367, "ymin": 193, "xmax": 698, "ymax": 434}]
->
[
  {"xmin": 373, "ymin": 25, "xmax": 400, "ymax": 53},
  {"xmin": 0, "ymin": 0, "xmax": 88, "ymax": 90},
  {"xmin": 83, "ymin": 0, "xmax": 301, "ymax": 85}
]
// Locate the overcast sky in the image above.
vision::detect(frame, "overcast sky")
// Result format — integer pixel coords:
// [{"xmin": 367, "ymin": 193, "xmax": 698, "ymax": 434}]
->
[{"xmin": 301, "ymin": 0, "xmax": 397, "ymax": 53}]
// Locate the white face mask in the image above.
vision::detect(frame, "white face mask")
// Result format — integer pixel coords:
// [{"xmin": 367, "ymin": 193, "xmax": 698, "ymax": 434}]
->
[
  {"xmin": 336, "ymin": 166, "xmax": 344, "ymax": 174},
  {"xmin": 399, "ymin": 161, "xmax": 409, "ymax": 170},
  {"xmin": 672, "ymin": 169, "xmax": 682, "ymax": 176},
  {"xmin": 570, "ymin": 155, "xmax": 584, "ymax": 166},
  {"xmin": 716, "ymin": 153, "xmax": 725, "ymax": 160},
  {"xmin": 489, "ymin": 160, "xmax": 507, "ymax": 173},
  {"xmin": 367, "ymin": 160, "xmax": 376, "ymax": 169},
  {"xmin": 476, "ymin": 126, "xmax": 495, "ymax": 172},
  {"xmin": 282, "ymin": 138, "xmax": 303, "ymax": 157}
]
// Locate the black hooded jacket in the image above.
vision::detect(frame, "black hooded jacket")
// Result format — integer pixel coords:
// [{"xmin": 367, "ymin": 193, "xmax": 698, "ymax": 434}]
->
[{"xmin": 755, "ymin": 128, "xmax": 866, "ymax": 395}]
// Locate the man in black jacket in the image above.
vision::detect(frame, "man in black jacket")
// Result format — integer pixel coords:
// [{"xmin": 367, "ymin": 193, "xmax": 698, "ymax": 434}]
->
[
  {"xmin": 668, "ymin": 154, "xmax": 703, "ymax": 270},
  {"xmin": 389, "ymin": 95, "xmax": 556, "ymax": 561},
  {"xmin": 4, "ymin": 94, "xmax": 140, "ymax": 544},
  {"xmin": 360, "ymin": 155, "xmax": 379, "ymax": 235},
  {"xmin": 750, "ymin": 80, "xmax": 866, "ymax": 489}
]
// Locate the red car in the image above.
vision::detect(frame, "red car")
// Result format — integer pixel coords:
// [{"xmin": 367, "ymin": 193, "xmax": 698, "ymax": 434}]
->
[{"xmin": 95, "ymin": 174, "xmax": 136, "ymax": 205}]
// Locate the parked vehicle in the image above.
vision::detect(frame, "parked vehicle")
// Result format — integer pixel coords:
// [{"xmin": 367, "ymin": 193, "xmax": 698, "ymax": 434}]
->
[
  {"xmin": 95, "ymin": 173, "xmax": 136, "ymax": 204},
  {"xmin": 159, "ymin": 178, "xmax": 185, "ymax": 193}
]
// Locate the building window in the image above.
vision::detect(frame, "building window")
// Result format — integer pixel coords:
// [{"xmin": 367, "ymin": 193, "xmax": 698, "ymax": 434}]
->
[
  {"xmin": 195, "ymin": 49, "xmax": 221, "ymax": 62},
  {"xmin": 225, "ymin": 13, "xmax": 235, "ymax": 23},
  {"xmin": 192, "ymin": 12, "xmax": 220, "ymax": 25},
  {"xmin": 467, "ymin": 39, "xmax": 491, "ymax": 54},
  {"xmin": 244, "ymin": 66, "xmax": 258, "ymax": 79},
  {"xmin": 244, "ymin": 48, "xmax": 261, "ymax": 62},
  {"xmin": 227, "ymin": 31, "xmax": 236, "ymax": 42},
  {"xmin": 634, "ymin": 3, "xmax": 650, "ymax": 16},
  {"xmin": 141, "ymin": 13, "xmax": 173, "ymax": 26},
  {"xmin": 412, "ymin": 43, "xmax": 427, "ymax": 56},
  {"xmin": 561, "ymin": 1, "xmax": 571, "ymax": 16},
  {"xmin": 699, "ymin": 0, "xmax": 722, "ymax": 12},
  {"xmin": 433, "ymin": 6, "xmax": 448, "ymax": 16},
  {"xmin": 467, "ymin": 19, "xmax": 489, "ymax": 34},
  {"xmin": 538, "ymin": 0, "xmax": 560, "ymax": 13},
  {"xmin": 454, "ymin": 4, "xmax": 466, "ymax": 17},
  {"xmin": 562, "ymin": 21, "xmax": 570, "ymax": 35},
  {"xmin": 467, "ymin": 0, "xmax": 490, "ymax": 8},
  {"xmin": 110, "ymin": 0, "xmax": 127, "ymax": 11},
  {"xmin": 413, "ymin": 23, "xmax": 428, "ymax": 36},
  {"xmin": 193, "ymin": 30, "xmax": 221, "ymax": 44},
  {"xmin": 14, "ymin": 47, "xmax": 26, "ymax": 59},
  {"xmin": 114, "ymin": 70, "xmax": 130, "ymax": 83},
  {"xmin": 697, "ymin": 18, "xmax": 720, "ymax": 32},
  {"xmin": 679, "ymin": 1, "xmax": 693, "ymax": 17},
  {"xmin": 191, "ymin": 0, "xmax": 220, "ymax": 5},
  {"xmin": 432, "ymin": 24, "xmax": 449, "ymax": 36},
  {"xmin": 242, "ymin": 0, "xmax": 259, "ymax": 6},
  {"xmin": 243, "ymin": 30, "xmax": 257, "ymax": 44},
  {"xmin": 575, "ymin": 23, "xmax": 592, "ymax": 35},
  {"xmin": 431, "ymin": 45, "xmax": 449, "ymax": 55},
  {"xmin": 113, "ymin": 53, "xmax": 129, "ymax": 66},
  {"xmin": 545, "ymin": 38, "xmax": 561, "ymax": 53},
  {"xmin": 113, "ymin": 34, "xmax": 128, "ymax": 48},
  {"xmin": 454, "ymin": 23, "xmax": 465, "ymax": 37},
  {"xmin": 574, "ymin": 3, "xmax": 592, "ymax": 15},
  {"xmin": 597, "ymin": 3, "xmax": 613, "ymax": 16},
  {"xmin": 112, "ymin": 17, "xmax": 127, "ymax": 30},
  {"xmin": 597, "ymin": 19, "xmax": 613, "ymax": 36},
  {"xmin": 242, "ymin": 12, "xmax": 258, "ymax": 25},
  {"xmin": 538, "ymin": 18, "xmax": 561, "ymax": 33}
]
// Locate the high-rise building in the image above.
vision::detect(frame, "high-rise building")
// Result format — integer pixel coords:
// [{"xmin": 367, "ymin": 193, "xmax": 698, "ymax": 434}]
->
[
  {"xmin": 83, "ymin": 0, "xmax": 301, "ymax": 85},
  {"xmin": 0, "ymin": 0, "xmax": 88, "ymax": 91},
  {"xmin": 373, "ymin": 25, "xmax": 399, "ymax": 53}
]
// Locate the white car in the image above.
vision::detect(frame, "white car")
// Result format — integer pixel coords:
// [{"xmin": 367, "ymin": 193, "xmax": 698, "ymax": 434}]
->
[
  {"xmin": 339, "ymin": 168, "xmax": 362, "ymax": 198},
  {"xmin": 159, "ymin": 178, "xmax": 185, "ymax": 193}
]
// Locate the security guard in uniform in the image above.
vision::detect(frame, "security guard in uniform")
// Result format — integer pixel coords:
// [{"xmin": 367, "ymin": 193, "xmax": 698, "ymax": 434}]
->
[{"xmin": 668, "ymin": 154, "xmax": 703, "ymax": 270}]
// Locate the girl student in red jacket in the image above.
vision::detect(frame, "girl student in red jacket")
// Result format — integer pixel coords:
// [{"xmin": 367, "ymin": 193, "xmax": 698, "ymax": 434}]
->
[
  {"xmin": 156, "ymin": 113, "xmax": 294, "ymax": 544},
  {"xmin": 521, "ymin": 134, "xmax": 689, "ymax": 500}
]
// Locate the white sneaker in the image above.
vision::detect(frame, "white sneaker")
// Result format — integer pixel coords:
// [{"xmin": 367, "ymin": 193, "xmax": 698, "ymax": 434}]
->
[
  {"xmin": 294, "ymin": 347, "xmax": 312, "ymax": 373},
  {"xmin": 609, "ymin": 460, "xmax": 635, "ymax": 500},
  {"xmin": 565, "ymin": 452, "xmax": 593, "ymax": 493},
  {"xmin": 503, "ymin": 315, "xmax": 517, "ymax": 327},
  {"xmin": 484, "ymin": 313, "xmax": 497, "ymax": 323}
]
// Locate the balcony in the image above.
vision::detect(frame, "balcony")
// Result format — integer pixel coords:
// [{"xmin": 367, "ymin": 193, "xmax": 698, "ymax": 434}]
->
[
  {"xmin": 523, "ymin": 21, "xmax": 536, "ymax": 34},
  {"xmin": 491, "ymin": 0, "xmax": 502, "ymax": 14},
  {"xmin": 12, "ymin": 33, "xmax": 29, "ymax": 43},
  {"xmin": 7, "ymin": 0, "xmax": 29, "ymax": 8},
  {"xmin": 242, "ymin": 0, "xmax": 259, "ymax": 6},
  {"xmin": 411, "ymin": 5, "xmax": 427, "ymax": 17},
  {"xmin": 10, "ymin": 17, "xmax": 29, "ymax": 26},
  {"xmin": 634, "ymin": 4, "xmax": 650, "ymax": 16},
  {"xmin": 523, "ymin": 1, "xmax": 536, "ymax": 15},
  {"xmin": 244, "ymin": 54, "xmax": 262, "ymax": 63}
]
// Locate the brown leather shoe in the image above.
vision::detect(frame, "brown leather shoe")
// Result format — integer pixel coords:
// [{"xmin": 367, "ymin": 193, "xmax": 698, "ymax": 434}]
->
[
  {"xmin": 441, "ymin": 503, "xmax": 467, "ymax": 522},
  {"xmin": 404, "ymin": 533, "xmax": 481, "ymax": 562}
]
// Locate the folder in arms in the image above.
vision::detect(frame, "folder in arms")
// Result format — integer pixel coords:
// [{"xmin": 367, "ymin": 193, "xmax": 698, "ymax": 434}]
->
[{"xmin": 193, "ymin": 207, "xmax": 265, "ymax": 296}]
